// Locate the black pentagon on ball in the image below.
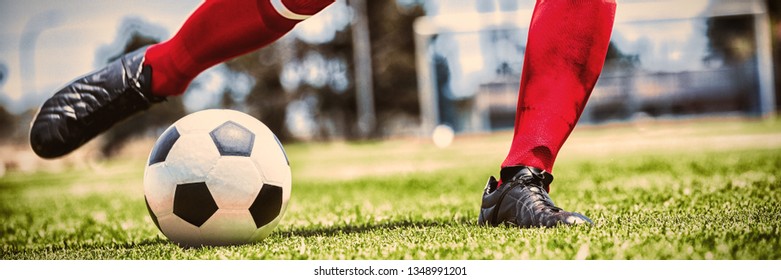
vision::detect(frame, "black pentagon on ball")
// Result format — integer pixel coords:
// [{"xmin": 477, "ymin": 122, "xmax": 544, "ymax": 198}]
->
[
  {"xmin": 148, "ymin": 126, "xmax": 180, "ymax": 166},
  {"xmin": 173, "ymin": 182, "xmax": 219, "ymax": 227},
  {"xmin": 248, "ymin": 184, "xmax": 283, "ymax": 228},
  {"xmin": 210, "ymin": 121, "xmax": 255, "ymax": 157}
]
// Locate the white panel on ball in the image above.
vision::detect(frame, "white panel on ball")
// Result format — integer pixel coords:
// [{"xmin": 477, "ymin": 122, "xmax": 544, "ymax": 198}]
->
[
  {"xmin": 157, "ymin": 214, "xmax": 203, "ymax": 247},
  {"xmin": 250, "ymin": 135, "xmax": 290, "ymax": 187},
  {"xmin": 206, "ymin": 157, "xmax": 264, "ymax": 210},
  {"xmin": 199, "ymin": 210, "xmax": 258, "ymax": 246},
  {"xmin": 143, "ymin": 164, "xmax": 177, "ymax": 216},
  {"xmin": 165, "ymin": 133, "xmax": 221, "ymax": 184}
]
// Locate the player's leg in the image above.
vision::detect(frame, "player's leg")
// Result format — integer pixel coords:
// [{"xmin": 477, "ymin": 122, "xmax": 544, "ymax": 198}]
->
[
  {"xmin": 29, "ymin": 0, "xmax": 334, "ymax": 158},
  {"xmin": 478, "ymin": 0, "xmax": 616, "ymax": 227}
]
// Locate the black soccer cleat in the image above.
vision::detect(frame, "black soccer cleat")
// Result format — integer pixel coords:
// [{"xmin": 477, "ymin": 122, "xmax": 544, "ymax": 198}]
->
[
  {"xmin": 478, "ymin": 165, "xmax": 593, "ymax": 228},
  {"xmin": 29, "ymin": 47, "xmax": 165, "ymax": 159}
]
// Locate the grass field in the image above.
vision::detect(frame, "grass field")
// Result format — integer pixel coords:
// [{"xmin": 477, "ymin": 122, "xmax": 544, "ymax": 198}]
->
[{"xmin": 1, "ymin": 118, "xmax": 780, "ymax": 260}]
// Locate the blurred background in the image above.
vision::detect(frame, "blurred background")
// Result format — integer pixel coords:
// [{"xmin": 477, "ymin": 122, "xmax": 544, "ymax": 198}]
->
[{"xmin": 0, "ymin": 0, "xmax": 779, "ymax": 174}]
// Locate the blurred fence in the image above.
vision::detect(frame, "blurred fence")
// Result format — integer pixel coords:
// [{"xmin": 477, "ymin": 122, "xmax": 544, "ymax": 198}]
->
[{"xmin": 414, "ymin": 0, "xmax": 775, "ymax": 133}]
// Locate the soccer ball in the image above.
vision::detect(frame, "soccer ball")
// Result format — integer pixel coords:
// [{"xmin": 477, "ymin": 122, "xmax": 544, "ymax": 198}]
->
[{"xmin": 143, "ymin": 109, "xmax": 291, "ymax": 247}]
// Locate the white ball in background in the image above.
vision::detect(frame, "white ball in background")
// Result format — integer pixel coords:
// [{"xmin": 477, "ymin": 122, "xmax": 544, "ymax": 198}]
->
[{"xmin": 432, "ymin": 124, "xmax": 455, "ymax": 148}]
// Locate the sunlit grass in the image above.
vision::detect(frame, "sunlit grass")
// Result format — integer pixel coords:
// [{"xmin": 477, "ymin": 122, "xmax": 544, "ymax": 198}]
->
[{"xmin": 1, "ymin": 119, "xmax": 779, "ymax": 259}]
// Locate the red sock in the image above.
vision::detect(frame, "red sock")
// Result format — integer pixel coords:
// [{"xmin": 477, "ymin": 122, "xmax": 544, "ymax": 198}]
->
[
  {"xmin": 502, "ymin": 0, "xmax": 616, "ymax": 173},
  {"xmin": 144, "ymin": 0, "xmax": 334, "ymax": 97}
]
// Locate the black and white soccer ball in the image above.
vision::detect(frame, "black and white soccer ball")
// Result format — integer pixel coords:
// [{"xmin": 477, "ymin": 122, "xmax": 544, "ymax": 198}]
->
[{"xmin": 143, "ymin": 109, "xmax": 291, "ymax": 247}]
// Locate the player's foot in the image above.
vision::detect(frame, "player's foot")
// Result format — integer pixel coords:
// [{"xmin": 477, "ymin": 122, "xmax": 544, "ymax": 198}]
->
[
  {"xmin": 478, "ymin": 165, "xmax": 592, "ymax": 228},
  {"xmin": 29, "ymin": 47, "xmax": 165, "ymax": 158}
]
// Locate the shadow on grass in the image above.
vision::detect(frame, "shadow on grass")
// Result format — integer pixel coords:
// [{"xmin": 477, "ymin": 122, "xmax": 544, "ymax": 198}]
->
[
  {"xmin": 4, "ymin": 217, "xmax": 480, "ymax": 259},
  {"xmin": 278, "ymin": 216, "xmax": 477, "ymax": 238}
]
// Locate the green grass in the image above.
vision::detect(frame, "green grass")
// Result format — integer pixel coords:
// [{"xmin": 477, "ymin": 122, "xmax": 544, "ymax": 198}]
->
[{"xmin": 1, "ymin": 118, "xmax": 780, "ymax": 259}]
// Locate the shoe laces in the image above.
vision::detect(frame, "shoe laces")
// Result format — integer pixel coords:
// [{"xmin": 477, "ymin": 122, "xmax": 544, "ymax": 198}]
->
[{"xmin": 518, "ymin": 174, "xmax": 563, "ymax": 213}]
